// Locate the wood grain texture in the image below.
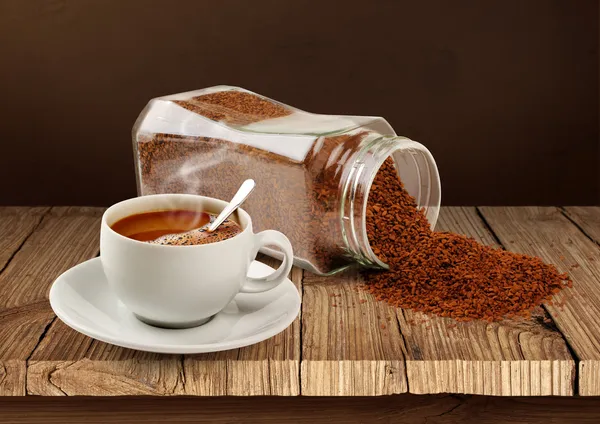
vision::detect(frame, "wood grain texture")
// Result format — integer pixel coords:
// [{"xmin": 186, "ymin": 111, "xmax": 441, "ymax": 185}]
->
[
  {"xmin": 562, "ymin": 208, "xmax": 600, "ymax": 395},
  {"xmin": 563, "ymin": 207, "xmax": 600, "ymax": 244},
  {"xmin": 0, "ymin": 207, "xmax": 103, "ymax": 396},
  {"xmin": 398, "ymin": 207, "xmax": 574, "ymax": 395},
  {"xmin": 0, "ymin": 207, "xmax": 49, "ymax": 271},
  {"xmin": 0, "ymin": 207, "xmax": 49, "ymax": 395},
  {"xmin": 426, "ymin": 396, "xmax": 600, "ymax": 424},
  {"xmin": 27, "ymin": 255, "xmax": 302, "ymax": 396},
  {"xmin": 3, "ymin": 396, "xmax": 600, "ymax": 424},
  {"xmin": 479, "ymin": 207, "xmax": 600, "ymax": 395},
  {"xmin": 0, "ymin": 395, "xmax": 460, "ymax": 424},
  {"xmin": 0, "ymin": 361, "xmax": 25, "ymax": 397},
  {"xmin": 301, "ymin": 273, "xmax": 407, "ymax": 395}
]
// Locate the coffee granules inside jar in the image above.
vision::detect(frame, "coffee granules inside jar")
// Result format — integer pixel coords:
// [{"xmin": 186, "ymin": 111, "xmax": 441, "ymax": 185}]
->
[
  {"xmin": 136, "ymin": 90, "xmax": 367, "ymax": 273},
  {"xmin": 363, "ymin": 158, "xmax": 572, "ymax": 322},
  {"xmin": 173, "ymin": 91, "xmax": 292, "ymax": 126}
]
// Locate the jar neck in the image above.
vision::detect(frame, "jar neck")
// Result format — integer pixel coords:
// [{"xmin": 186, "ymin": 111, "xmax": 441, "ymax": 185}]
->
[{"xmin": 340, "ymin": 135, "xmax": 441, "ymax": 270}]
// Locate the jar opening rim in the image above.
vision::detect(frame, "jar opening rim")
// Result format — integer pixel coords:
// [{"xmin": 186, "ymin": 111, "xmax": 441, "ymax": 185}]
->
[{"xmin": 349, "ymin": 136, "xmax": 440, "ymax": 270}]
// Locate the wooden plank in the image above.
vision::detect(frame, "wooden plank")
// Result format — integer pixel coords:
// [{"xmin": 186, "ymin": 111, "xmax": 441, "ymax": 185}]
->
[
  {"xmin": 563, "ymin": 207, "xmax": 600, "ymax": 244},
  {"xmin": 0, "ymin": 395, "xmax": 460, "ymax": 423},
  {"xmin": 0, "ymin": 361, "xmax": 25, "ymax": 397},
  {"xmin": 398, "ymin": 207, "xmax": 574, "ymax": 395},
  {"xmin": 479, "ymin": 207, "xmax": 600, "ymax": 395},
  {"xmin": 301, "ymin": 273, "xmax": 407, "ymax": 395},
  {"xmin": 0, "ymin": 207, "xmax": 102, "ymax": 396},
  {"xmin": 0, "ymin": 207, "xmax": 49, "ymax": 396},
  {"xmin": 3, "ymin": 395, "xmax": 600, "ymax": 423},
  {"xmin": 28, "ymin": 256, "xmax": 302, "ymax": 396},
  {"xmin": 0, "ymin": 207, "xmax": 49, "ymax": 271},
  {"xmin": 28, "ymin": 344, "xmax": 185, "ymax": 396}
]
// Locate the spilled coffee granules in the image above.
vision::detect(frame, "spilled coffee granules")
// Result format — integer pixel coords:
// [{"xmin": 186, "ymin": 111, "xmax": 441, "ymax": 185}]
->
[{"xmin": 363, "ymin": 158, "xmax": 572, "ymax": 322}]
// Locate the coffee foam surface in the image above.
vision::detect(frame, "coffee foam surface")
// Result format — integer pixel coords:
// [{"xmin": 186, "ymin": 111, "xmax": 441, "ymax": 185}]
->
[{"xmin": 148, "ymin": 219, "xmax": 241, "ymax": 246}]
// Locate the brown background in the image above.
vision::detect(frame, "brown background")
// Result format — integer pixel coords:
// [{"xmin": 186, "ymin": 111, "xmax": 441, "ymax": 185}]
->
[{"xmin": 0, "ymin": 0, "xmax": 598, "ymax": 206}]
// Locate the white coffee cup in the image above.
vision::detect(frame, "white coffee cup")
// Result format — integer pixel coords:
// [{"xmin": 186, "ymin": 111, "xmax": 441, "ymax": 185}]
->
[{"xmin": 100, "ymin": 193, "xmax": 294, "ymax": 329}]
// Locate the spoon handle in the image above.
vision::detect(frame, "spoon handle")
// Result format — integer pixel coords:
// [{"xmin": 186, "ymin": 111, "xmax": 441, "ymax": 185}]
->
[{"xmin": 207, "ymin": 179, "xmax": 256, "ymax": 232}]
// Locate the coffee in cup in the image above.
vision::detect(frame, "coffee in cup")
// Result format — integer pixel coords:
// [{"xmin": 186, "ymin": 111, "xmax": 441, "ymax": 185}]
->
[{"xmin": 110, "ymin": 209, "xmax": 242, "ymax": 245}]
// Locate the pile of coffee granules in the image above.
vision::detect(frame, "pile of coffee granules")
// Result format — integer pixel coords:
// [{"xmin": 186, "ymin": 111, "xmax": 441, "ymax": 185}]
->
[{"xmin": 363, "ymin": 158, "xmax": 572, "ymax": 322}]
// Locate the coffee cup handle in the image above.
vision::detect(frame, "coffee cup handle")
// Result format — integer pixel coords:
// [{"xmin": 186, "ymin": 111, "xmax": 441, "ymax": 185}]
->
[{"xmin": 240, "ymin": 230, "xmax": 294, "ymax": 294}]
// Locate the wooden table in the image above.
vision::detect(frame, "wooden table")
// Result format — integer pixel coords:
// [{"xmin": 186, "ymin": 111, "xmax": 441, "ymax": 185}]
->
[{"xmin": 1, "ymin": 206, "xmax": 600, "ymax": 422}]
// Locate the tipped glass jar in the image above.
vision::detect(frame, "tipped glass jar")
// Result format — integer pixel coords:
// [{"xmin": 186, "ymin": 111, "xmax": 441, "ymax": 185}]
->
[{"xmin": 133, "ymin": 86, "xmax": 441, "ymax": 275}]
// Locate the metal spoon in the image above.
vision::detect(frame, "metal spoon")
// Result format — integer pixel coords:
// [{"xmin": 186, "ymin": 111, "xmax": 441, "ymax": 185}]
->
[{"xmin": 207, "ymin": 179, "xmax": 256, "ymax": 232}]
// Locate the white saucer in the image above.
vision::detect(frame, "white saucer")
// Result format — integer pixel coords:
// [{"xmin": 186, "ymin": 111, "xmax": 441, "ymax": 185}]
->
[{"xmin": 49, "ymin": 257, "xmax": 301, "ymax": 354}]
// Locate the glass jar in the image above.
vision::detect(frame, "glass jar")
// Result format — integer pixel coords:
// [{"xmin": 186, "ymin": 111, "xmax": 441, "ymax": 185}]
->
[{"xmin": 132, "ymin": 86, "xmax": 441, "ymax": 275}]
